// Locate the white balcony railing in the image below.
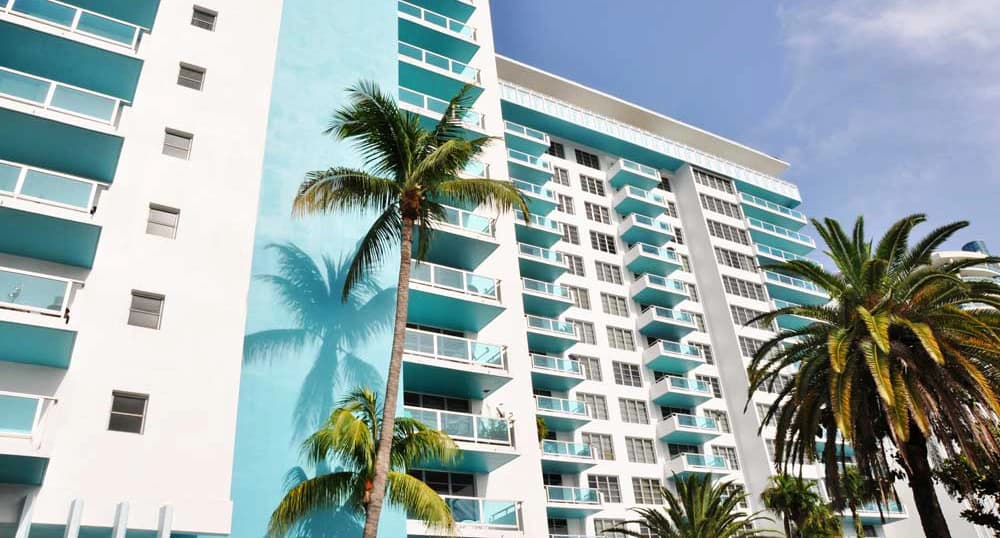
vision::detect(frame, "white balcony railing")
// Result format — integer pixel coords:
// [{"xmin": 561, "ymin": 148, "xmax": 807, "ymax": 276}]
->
[
  {"xmin": 397, "ymin": 0, "xmax": 477, "ymax": 42},
  {"xmin": 410, "ymin": 259, "xmax": 500, "ymax": 301},
  {"xmin": 404, "ymin": 406, "xmax": 512, "ymax": 446},
  {"xmin": 399, "ymin": 86, "xmax": 486, "ymax": 131},
  {"xmin": 0, "ymin": 66, "xmax": 126, "ymax": 125},
  {"xmin": 404, "ymin": 327, "xmax": 507, "ymax": 370},
  {"xmin": 0, "ymin": 390, "xmax": 57, "ymax": 447},
  {"xmin": 398, "ymin": 41, "xmax": 480, "ymax": 84},
  {"xmin": 4, "ymin": 0, "xmax": 145, "ymax": 50},
  {"xmin": 0, "ymin": 265, "xmax": 76, "ymax": 320}
]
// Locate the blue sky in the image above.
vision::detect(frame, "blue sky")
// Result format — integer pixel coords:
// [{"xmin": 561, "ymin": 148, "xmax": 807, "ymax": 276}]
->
[{"xmin": 492, "ymin": 0, "xmax": 1000, "ymax": 251}]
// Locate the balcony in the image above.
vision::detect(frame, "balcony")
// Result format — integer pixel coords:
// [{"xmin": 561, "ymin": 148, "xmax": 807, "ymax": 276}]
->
[
  {"xmin": 740, "ymin": 192, "xmax": 807, "ymax": 230},
  {"xmin": 0, "ymin": 390, "xmax": 55, "ymax": 485},
  {"xmin": 398, "ymin": 87, "xmax": 487, "ymax": 139},
  {"xmin": 2, "ymin": 0, "xmax": 147, "ymax": 52},
  {"xmin": 535, "ymin": 395, "xmax": 589, "ymax": 431},
  {"xmin": 530, "ymin": 353, "xmax": 584, "ymax": 391},
  {"xmin": 398, "ymin": 41, "xmax": 482, "ymax": 104},
  {"xmin": 612, "ymin": 185, "xmax": 667, "ymax": 218},
  {"xmin": 630, "ymin": 274, "xmax": 689, "ymax": 308},
  {"xmin": 515, "ymin": 210, "xmax": 562, "ymax": 248},
  {"xmin": 541, "ymin": 440, "xmax": 596, "ymax": 474},
  {"xmin": 747, "ymin": 217, "xmax": 815, "ymax": 255},
  {"xmin": 657, "ymin": 414, "xmax": 721, "ymax": 444},
  {"xmin": 513, "ymin": 178, "xmax": 557, "ymax": 215},
  {"xmin": 545, "ymin": 486, "xmax": 602, "ymax": 518},
  {"xmin": 667, "ymin": 453, "xmax": 730, "ymax": 479},
  {"xmin": 504, "ymin": 120, "xmax": 550, "ymax": 156},
  {"xmin": 625, "ymin": 242, "xmax": 682, "ymax": 276},
  {"xmin": 402, "ymin": 328, "xmax": 510, "ymax": 399},
  {"xmin": 407, "ymin": 496, "xmax": 519, "ymax": 531},
  {"xmin": 643, "ymin": 340, "xmax": 705, "ymax": 374},
  {"xmin": 608, "ymin": 158, "xmax": 660, "ymax": 190},
  {"xmin": 525, "ymin": 314, "xmax": 577, "ymax": 353},
  {"xmin": 417, "ymin": 204, "xmax": 496, "ymax": 270},
  {"xmin": 407, "ymin": 260, "xmax": 503, "ymax": 333},
  {"xmin": 522, "ymin": 277, "xmax": 572, "ymax": 317},
  {"xmin": 619, "ymin": 213, "xmax": 673, "ymax": 246},
  {"xmin": 848, "ymin": 501, "xmax": 907, "ymax": 524},
  {"xmin": 637, "ymin": 307, "xmax": 696, "ymax": 340},
  {"xmin": 517, "ymin": 243, "xmax": 566, "ymax": 282},
  {"xmin": 0, "ymin": 65, "xmax": 126, "ymax": 130},
  {"xmin": 507, "ymin": 148, "xmax": 552, "ymax": 184},
  {"xmin": 773, "ymin": 299, "xmax": 817, "ymax": 331},
  {"xmin": 404, "ymin": 407, "xmax": 517, "ymax": 472},
  {"xmin": 755, "ymin": 243, "xmax": 808, "ymax": 268},
  {"xmin": 403, "ymin": 0, "xmax": 474, "ymax": 22},
  {"xmin": 0, "ymin": 265, "xmax": 78, "ymax": 368},
  {"xmin": 764, "ymin": 271, "xmax": 828, "ymax": 306},
  {"xmin": 397, "ymin": 0, "xmax": 478, "ymax": 63},
  {"xmin": 651, "ymin": 375, "xmax": 713, "ymax": 407}
]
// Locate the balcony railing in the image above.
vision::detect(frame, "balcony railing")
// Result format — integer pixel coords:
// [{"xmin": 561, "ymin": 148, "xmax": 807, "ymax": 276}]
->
[
  {"xmin": 619, "ymin": 158, "xmax": 659, "ymax": 178},
  {"xmin": 398, "ymin": 41, "xmax": 480, "ymax": 84},
  {"xmin": 650, "ymin": 340, "xmax": 703, "ymax": 359},
  {"xmin": 535, "ymin": 395, "xmax": 588, "ymax": 417},
  {"xmin": 404, "ymin": 327, "xmax": 506, "ymax": 370},
  {"xmin": 518, "ymin": 243, "xmax": 562, "ymax": 264},
  {"xmin": 462, "ymin": 160, "xmax": 489, "ymax": 178},
  {"xmin": 655, "ymin": 375, "xmax": 711, "ymax": 394},
  {"xmin": 0, "ymin": 159, "xmax": 103, "ymax": 213},
  {"xmin": 858, "ymin": 501, "xmax": 905, "ymax": 515},
  {"xmin": 508, "ymin": 148, "xmax": 552, "ymax": 171},
  {"xmin": 619, "ymin": 184, "xmax": 666, "ymax": 204},
  {"xmin": 541, "ymin": 440, "xmax": 593, "ymax": 459},
  {"xmin": 410, "ymin": 260, "xmax": 500, "ymax": 300},
  {"xmin": 756, "ymin": 243, "xmax": 808, "ymax": 263},
  {"xmin": 436, "ymin": 205, "xmax": 495, "ymax": 237},
  {"xmin": 522, "ymin": 277, "xmax": 571, "ymax": 300},
  {"xmin": 674, "ymin": 452, "xmax": 729, "ymax": 470},
  {"xmin": 525, "ymin": 315, "xmax": 575, "ymax": 336},
  {"xmin": 764, "ymin": 271, "xmax": 826, "ymax": 296},
  {"xmin": 631, "ymin": 243, "xmax": 680, "ymax": 262},
  {"xmin": 504, "ymin": 120, "xmax": 548, "ymax": 143},
  {"xmin": 531, "ymin": 354, "xmax": 582, "ymax": 376},
  {"xmin": 642, "ymin": 274, "xmax": 689, "ymax": 293},
  {"xmin": 545, "ymin": 486, "xmax": 601, "ymax": 504},
  {"xmin": 0, "ymin": 390, "xmax": 56, "ymax": 442},
  {"xmin": 741, "ymin": 192, "xmax": 806, "ymax": 222},
  {"xmin": 512, "ymin": 178, "xmax": 555, "ymax": 200},
  {"xmin": 0, "ymin": 265, "xmax": 75, "ymax": 319},
  {"xmin": 0, "ymin": 66, "xmax": 125, "ymax": 125},
  {"xmin": 4, "ymin": 0, "xmax": 145, "ymax": 50},
  {"xmin": 398, "ymin": 0, "xmax": 477, "ymax": 41},
  {"xmin": 747, "ymin": 217, "xmax": 815, "ymax": 247},
  {"xmin": 404, "ymin": 407, "xmax": 512, "ymax": 446},
  {"xmin": 669, "ymin": 413, "xmax": 719, "ymax": 432},
  {"xmin": 515, "ymin": 210, "xmax": 560, "ymax": 232},
  {"xmin": 642, "ymin": 306, "xmax": 694, "ymax": 325},
  {"xmin": 399, "ymin": 86, "xmax": 486, "ymax": 130},
  {"xmin": 626, "ymin": 213, "xmax": 671, "ymax": 232}
]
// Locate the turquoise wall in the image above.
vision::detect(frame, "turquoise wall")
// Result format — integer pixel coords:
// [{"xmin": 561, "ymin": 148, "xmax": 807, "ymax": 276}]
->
[{"xmin": 229, "ymin": 1, "xmax": 401, "ymax": 537}]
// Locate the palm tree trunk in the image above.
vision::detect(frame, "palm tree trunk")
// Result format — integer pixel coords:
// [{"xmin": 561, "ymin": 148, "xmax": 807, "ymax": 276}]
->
[
  {"xmin": 361, "ymin": 217, "xmax": 414, "ymax": 538},
  {"xmin": 901, "ymin": 429, "xmax": 952, "ymax": 538}
]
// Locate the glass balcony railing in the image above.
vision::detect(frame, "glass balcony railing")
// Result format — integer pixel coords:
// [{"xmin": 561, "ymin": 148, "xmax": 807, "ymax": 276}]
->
[
  {"xmin": 504, "ymin": 121, "xmax": 547, "ymax": 143},
  {"xmin": 515, "ymin": 210, "xmax": 560, "ymax": 232},
  {"xmin": 535, "ymin": 395, "xmax": 588, "ymax": 416},
  {"xmin": 619, "ymin": 185, "xmax": 665, "ymax": 204},
  {"xmin": 398, "ymin": 41, "xmax": 480, "ymax": 84},
  {"xmin": 859, "ymin": 501, "xmax": 905, "ymax": 514},
  {"xmin": 764, "ymin": 271, "xmax": 826, "ymax": 296},
  {"xmin": 642, "ymin": 274, "xmax": 689, "ymax": 293},
  {"xmin": 747, "ymin": 217, "xmax": 815, "ymax": 247},
  {"xmin": 628, "ymin": 213, "xmax": 671, "ymax": 232},
  {"xmin": 398, "ymin": 87, "xmax": 485, "ymax": 130},
  {"xmin": 525, "ymin": 315, "xmax": 575, "ymax": 336},
  {"xmin": 756, "ymin": 243, "xmax": 809, "ymax": 263},
  {"xmin": 531, "ymin": 354, "xmax": 582, "ymax": 376},
  {"xmin": 655, "ymin": 375, "xmax": 711, "ymax": 394},
  {"xmin": 398, "ymin": 0, "xmax": 477, "ymax": 41},
  {"xmin": 0, "ymin": 390, "xmax": 54, "ymax": 437},
  {"xmin": 439, "ymin": 496, "xmax": 519, "ymax": 528},
  {"xmin": 676, "ymin": 453, "xmax": 729, "ymax": 470},
  {"xmin": 741, "ymin": 192, "xmax": 806, "ymax": 222},
  {"xmin": 541, "ymin": 440, "xmax": 594, "ymax": 459},
  {"xmin": 632, "ymin": 243, "xmax": 679, "ymax": 262},
  {"xmin": 643, "ymin": 306, "xmax": 694, "ymax": 325},
  {"xmin": 410, "ymin": 260, "xmax": 500, "ymax": 300},
  {"xmin": 652, "ymin": 340, "xmax": 704, "ymax": 359},
  {"xmin": 620, "ymin": 158, "xmax": 659, "ymax": 179},
  {"xmin": 672, "ymin": 414, "xmax": 719, "ymax": 431},
  {"xmin": 0, "ymin": 266, "xmax": 74, "ymax": 318},
  {"xmin": 462, "ymin": 160, "xmax": 489, "ymax": 178},
  {"xmin": 508, "ymin": 148, "xmax": 552, "ymax": 171},
  {"xmin": 518, "ymin": 243, "xmax": 562, "ymax": 264},
  {"xmin": 545, "ymin": 486, "xmax": 601, "ymax": 504},
  {"xmin": 436, "ymin": 204, "xmax": 494, "ymax": 237},
  {"xmin": 5, "ymin": 0, "xmax": 144, "ymax": 49},
  {"xmin": 512, "ymin": 179, "xmax": 555, "ymax": 200},
  {"xmin": 522, "ymin": 277, "xmax": 571, "ymax": 300},
  {"xmin": 404, "ymin": 328, "xmax": 505, "ymax": 369},
  {"xmin": 0, "ymin": 159, "xmax": 102, "ymax": 213},
  {"xmin": 0, "ymin": 66, "xmax": 124, "ymax": 125},
  {"xmin": 404, "ymin": 407, "xmax": 512, "ymax": 446}
]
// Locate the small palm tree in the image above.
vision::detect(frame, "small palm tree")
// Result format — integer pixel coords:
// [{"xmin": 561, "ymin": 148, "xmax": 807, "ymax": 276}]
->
[
  {"xmin": 748, "ymin": 214, "xmax": 1000, "ymax": 538},
  {"xmin": 267, "ymin": 387, "xmax": 458, "ymax": 537},
  {"xmin": 841, "ymin": 466, "xmax": 880, "ymax": 537},
  {"xmin": 292, "ymin": 81, "xmax": 528, "ymax": 537},
  {"xmin": 761, "ymin": 474, "xmax": 839, "ymax": 537},
  {"xmin": 614, "ymin": 474, "xmax": 776, "ymax": 537}
]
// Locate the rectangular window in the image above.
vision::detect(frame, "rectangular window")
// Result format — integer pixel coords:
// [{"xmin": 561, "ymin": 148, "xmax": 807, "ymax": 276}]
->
[
  {"xmin": 667, "ymin": 443, "xmax": 701, "ymax": 456},
  {"xmin": 693, "ymin": 168, "xmax": 735, "ymax": 194},
  {"xmin": 572, "ymin": 354, "xmax": 602, "ymax": 381},
  {"xmin": 557, "ymin": 193, "xmax": 575, "ymax": 214},
  {"xmin": 403, "ymin": 392, "xmax": 471, "ymax": 412},
  {"xmin": 713, "ymin": 445, "xmax": 740, "ymax": 470},
  {"xmin": 625, "ymin": 437, "xmax": 657, "ymax": 464},
  {"xmin": 566, "ymin": 285, "xmax": 590, "ymax": 309},
  {"xmin": 177, "ymin": 63, "xmax": 206, "ymax": 90},
  {"xmin": 659, "ymin": 405, "xmax": 691, "ymax": 419},
  {"xmin": 739, "ymin": 336, "xmax": 767, "ymax": 357},
  {"xmin": 590, "ymin": 231, "xmax": 617, "ymax": 253},
  {"xmin": 715, "ymin": 247, "xmax": 758, "ymax": 272},
  {"xmin": 595, "ymin": 519, "xmax": 627, "ymax": 537},
  {"xmin": 588, "ymin": 475, "xmax": 622, "ymax": 503},
  {"xmin": 128, "ymin": 291, "xmax": 164, "ymax": 329},
  {"xmin": 581, "ymin": 432, "xmax": 615, "ymax": 460},
  {"xmin": 606, "ymin": 326, "xmax": 636, "ymax": 351},
  {"xmin": 162, "ymin": 129, "xmax": 193, "ymax": 159},
  {"xmin": 706, "ymin": 220, "xmax": 750, "ymax": 245},
  {"xmin": 553, "ymin": 166, "xmax": 570, "ymax": 186},
  {"xmin": 613, "ymin": 361, "xmax": 642, "ymax": 387},
  {"xmin": 619, "ymin": 398, "xmax": 649, "ymax": 424},
  {"xmin": 595, "ymin": 262, "xmax": 624, "ymax": 284},
  {"xmin": 577, "ymin": 393, "xmax": 608, "ymax": 420},
  {"xmin": 580, "ymin": 175, "xmax": 607, "ymax": 196},
  {"xmin": 560, "ymin": 223, "xmax": 580, "ymax": 245},
  {"xmin": 659, "ymin": 177, "xmax": 671, "ymax": 192},
  {"xmin": 722, "ymin": 275, "xmax": 769, "ymax": 301},
  {"xmin": 696, "ymin": 374, "xmax": 723, "ymax": 398},
  {"xmin": 673, "ymin": 226, "xmax": 684, "ymax": 244},
  {"xmin": 570, "ymin": 319, "xmax": 596, "ymax": 344},
  {"xmin": 601, "ymin": 293, "xmax": 629, "ymax": 317},
  {"xmin": 146, "ymin": 205, "xmax": 180, "ymax": 239},
  {"xmin": 692, "ymin": 342, "xmax": 713, "ymax": 365},
  {"xmin": 547, "ymin": 141, "xmax": 565, "ymax": 159},
  {"xmin": 575, "ymin": 149, "xmax": 600, "ymax": 169},
  {"xmin": 731, "ymin": 305, "xmax": 772, "ymax": 331},
  {"xmin": 665, "ymin": 200, "xmax": 678, "ymax": 218},
  {"xmin": 700, "ymin": 193, "xmax": 743, "ymax": 219},
  {"xmin": 108, "ymin": 392, "xmax": 148, "ymax": 434},
  {"xmin": 585, "ymin": 202, "xmax": 611, "ymax": 223},
  {"xmin": 409, "ymin": 470, "xmax": 476, "ymax": 496},
  {"xmin": 705, "ymin": 409, "xmax": 730, "ymax": 433},
  {"xmin": 563, "ymin": 253, "xmax": 585, "ymax": 276},
  {"xmin": 686, "ymin": 282, "xmax": 699, "ymax": 303},
  {"xmin": 685, "ymin": 311, "xmax": 706, "ymax": 332},
  {"xmin": 632, "ymin": 477, "xmax": 662, "ymax": 504},
  {"xmin": 680, "ymin": 254, "xmax": 692, "ymax": 272},
  {"xmin": 191, "ymin": 6, "xmax": 217, "ymax": 30}
]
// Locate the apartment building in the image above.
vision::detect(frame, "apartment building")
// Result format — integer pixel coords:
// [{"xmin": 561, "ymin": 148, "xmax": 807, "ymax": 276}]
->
[{"xmin": 0, "ymin": 0, "xmax": 984, "ymax": 537}]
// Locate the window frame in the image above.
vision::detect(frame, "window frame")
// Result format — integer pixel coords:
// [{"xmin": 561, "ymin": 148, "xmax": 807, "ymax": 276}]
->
[{"xmin": 108, "ymin": 391, "xmax": 149, "ymax": 434}]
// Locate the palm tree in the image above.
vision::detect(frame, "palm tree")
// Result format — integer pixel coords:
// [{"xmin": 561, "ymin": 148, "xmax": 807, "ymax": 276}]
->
[
  {"xmin": 760, "ymin": 474, "xmax": 839, "ymax": 537},
  {"xmin": 841, "ymin": 466, "xmax": 879, "ymax": 536},
  {"xmin": 292, "ymin": 81, "xmax": 528, "ymax": 537},
  {"xmin": 748, "ymin": 214, "xmax": 1000, "ymax": 538},
  {"xmin": 267, "ymin": 387, "xmax": 458, "ymax": 537},
  {"xmin": 613, "ymin": 473, "xmax": 776, "ymax": 537}
]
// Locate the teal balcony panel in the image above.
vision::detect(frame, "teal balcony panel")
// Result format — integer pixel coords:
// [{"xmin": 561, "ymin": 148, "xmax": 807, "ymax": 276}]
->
[
  {"xmin": 0, "ymin": 454, "xmax": 47, "ymax": 485},
  {"xmin": 407, "ymin": 260, "xmax": 503, "ymax": 333},
  {"xmin": 545, "ymin": 486, "xmax": 602, "ymax": 518},
  {"xmin": 399, "ymin": 87, "xmax": 487, "ymax": 140},
  {"xmin": 1, "ymin": 159, "xmax": 105, "ymax": 216},
  {"xmin": 0, "ymin": 264, "xmax": 77, "ymax": 320},
  {"xmin": 514, "ymin": 210, "xmax": 562, "ymax": 248},
  {"xmin": 402, "ymin": 328, "xmax": 510, "ymax": 399},
  {"xmin": 773, "ymin": 299, "xmax": 817, "ymax": 331},
  {"xmin": 619, "ymin": 213, "xmax": 673, "ymax": 246},
  {"xmin": 512, "ymin": 178, "xmax": 556, "ymax": 215},
  {"xmin": 755, "ymin": 243, "xmax": 809, "ymax": 268},
  {"xmin": 521, "ymin": 277, "xmax": 572, "ymax": 317},
  {"xmin": 525, "ymin": 315, "xmax": 577, "ymax": 354},
  {"xmin": 535, "ymin": 395, "xmax": 589, "ymax": 431},
  {"xmin": 625, "ymin": 242, "xmax": 681, "ymax": 276},
  {"xmin": 53, "ymin": 0, "xmax": 160, "ymax": 29},
  {"xmin": 503, "ymin": 120, "xmax": 549, "ymax": 157},
  {"xmin": 637, "ymin": 307, "xmax": 696, "ymax": 340},
  {"xmin": 530, "ymin": 354, "xmax": 584, "ymax": 391},
  {"xmin": 438, "ymin": 496, "xmax": 520, "ymax": 530},
  {"xmin": 613, "ymin": 185, "xmax": 668, "ymax": 218},
  {"xmin": 0, "ymin": 66, "xmax": 126, "ymax": 126},
  {"xmin": 608, "ymin": 158, "xmax": 660, "ymax": 190},
  {"xmin": 404, "ymin": 407, "xmax": 517, "ymax": 473},
  {"xmin": 643, "ymin": 340, "xmax": 705, "ymax": 374},
  {"xmin": 740, "ymin": 192, "xmax": 807, "ymax": 230},
  {"xmin": 517, "ymin": 243, "xmax": 566, "ymax": 282},
  {"xmin": 540, "ymin": 440, "xmax": 596, "ymax": 473},
  {"xmin": 507, "ymin": 148, "xmax": 552, "ymax": 184},
  {"xmin": 398, "ymin": 41, "xmax": 482, "ymax": 103},
  {"xmin": 0, "ymin": 206, "xmax": 100, "ymax": 268},
  {"xmin": 747, "ymin": 217, "xmax": 815, "ymax": 255},
  {"xmin": 0, "ymin": 319, "xmax": 75, "ymax": 368},
  {"xmin": 397, "ymin": 0, "xmax": 478, "ymax": 63},
  {"xmin": 651, "ymin": 375, "xmax": 713, "ymax": 407},
  {"xmin": 402, "ymin": 0, "xmax": 474, "ymax": 23},
  {"xmin": 667, "ymin": 453, "xmax": 730, "ymax": 479},
  {"xmin": 3, "ymin": 0, "xmax": 148, "ymax": 52},
  {"xmin": 657, "ymin": 414, "xmax": 721, "ymax": 444},
  {"xmin": 414, "ymin": 205, "xmax": 497, "ymax": 271},
  {"xmin": 0, "ymin": 108, "xmax": 122, "ymax": 182},
  {"xmin": 850, "ymin": 501, "xmax": 907, "ymax": 523},
  {"xmin": 764, "ymin": 271, "xmax": 828, "ymax": 306},
  {"xmin": 630, "ymin": 274, "xmax": 689, "ymax": 308}
]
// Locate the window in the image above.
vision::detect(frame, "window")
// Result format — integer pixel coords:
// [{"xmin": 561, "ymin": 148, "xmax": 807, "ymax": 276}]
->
[
  {"xmin": 765, "ymin": 374, "xmax": 795, "ymax": 394},
  {"xmin": 659, "ymin": 177, "xmax": 671, "ymax": 192},
  {"xmin": 665, "ymin": 200, "xmax": 678, "ymax": 218},
  {"xmin": 636, "ymin": 523, "xmax": 657, "ymax": 538},
  {"xmin": 543, "ymin": 473, "xmax": 563, "ymax": 486},
  {"xmin": 162, "ymin": 129, "xmax": 193, "ymax": 159},
  {"xmin": 755, "ymin": 402, "xmax": 773, "ymax": 424},
  {"xmin": 177, "ymin": 63, "xmax": 205, "ymax": 90},
  {"xmin": 595, "ymin": 262, "xmax": 624, "ymax": 284},
  {"xmin": 613, "ymin": 361, "xmax": 642, "ymax": 387},
  {"xmin": 585, "ymin": 202, "xmax": 611, "ymax": 223},
  {"xmin": 403, "ymin": 392, "xmax": 470, "ymax": 412},
  {"xmin": 680, "ymin": 254, "xmax": 692, "ymax": 272},
  {"xmin": 595, "ymin": 519, "xmax": 627, "ymax": 537},
  {"xmin": 715, "ymin": 247, "xmax": 757, "ymax": 272},
  {"xmin": 601, "ymin": 293, "xmax": 629, "ymax": 317},
  {"xmin": 582, "ymin": 432, "xmax": 615, "ymax": 460},
  {"xmin": 588, "ymin": 475, "xmax": 622, "ymax": 503},
  {"xmin": 560, "ymin": 223, "xmax": 580, "ymax": 244},
  {"xmin": 692, "ymin": 342, "xmax": 713, "ymax": 364},
  {"xmin": 575, "ymin": 149, "xmax": 600, "ymax": 169},
  {"xmin": 722, "ymin": 275, "xmax": 768, "ymax": 301},
  {"xmin": 557, "ymin": 194, "xmax": 575, "ymax": 214},
  {"xmin": 625, "ymin": 437, "xmax": 657, "ymax": 463},
  {"xmin": 673, "ymin": 226, "xmax": 684, "ymax": 244},
  {"xmin": 553, "ymin": 166, "xmax": 570, "ymax": 186},
  {"xmin": 686, "ymin": 282, "xmax": 699, "ymax": 302},
  {"xmin": 570, "ymin": 319, "xmax": 596, "ymax": 344},
  {"xmin": 659, "ymin": 405, "xmax": 691, "ymax": 418},
  {"xmin": 705, "ymin": 409, "xmax": 730, "ymax": 433},
  {"xmin": 580, "ymin": 175, "xmax": 607, "ymax": 196},
  {"xmin": 566, "ymin": 285, "xmax": 590, "ymax": 309},
  {"xmin": 191, "ymin": 6, "xmax": 217, "ymax": 30},
  {"xmin": 700, "ymin": 193, "xmax": 743, "ymax": 219},
  {"xmin": 619, "ymin": 398, "xmax": 649, "ymax": 424},
  {"xmin": 548, "ymin": 518, "xmax": 569, "ymax": 535},
  {"xmin": 563, "ymin": 253, "xmax": 585, "ymax": 276},
  {"xmin": 685, "ymin": 311, "xmax": 706, "ymax": 332},
  {"xmin": 108, "ymin": 392, "xmax": 148, "ymax": 433},
  {"xmin": 632, "ymin": 478, "xmax": 662, "ymax": 504},
  {"xmin": 590, "ymin": 231, "xmax": 617, "ymax": 254},
  {"xmin": 547, "ymin": 141, "xmax": 565, "ymax": 159},
  {"xmin": 706, "ymin": 220, "xmax": 750, "ymax": 245},
  {"xmin": 409, "ymin": 470, "xmax": 475, "ymax": 496},
  {"xmin": 713, "ymin": 445, "xmax": 740, "ymax": 470},
  {"xmin": 146, "ymin": 205, "xmax": 180, "ymax": 238},
  {"xmin": 731, "ymin": 305, "xmax": 772, "ymax": 331},
  {"xmin": 862, "ymin": 525, "xmax": 879, "ymax": 537},
  {"xmin": 696, "ymin": 375, "xmax": 723, "ymax": 398},
  {"xmin": 606, "ymin": 327, "xmax": 636, "ymax": 351},
  {"xmin": 739, "ymin": 336, "xmax": 766, "ymax": 357},
  {"xmin": 693, "ymin": 168, "xmax": 735, "ymax": 194},
  {"xmin": 572, "ymin": 354, "xmax": 602, "ymax": 381},
  {"xmin": 128, "ymin": 291, "xmax": 164, "ymax": 329},
  {"xmin": 577, "ymin": 393, "xmax": 608, "ymax": 420},
  {"xmin": 667, "ymin": 443, "xmax": 701, "ymax": 456}
]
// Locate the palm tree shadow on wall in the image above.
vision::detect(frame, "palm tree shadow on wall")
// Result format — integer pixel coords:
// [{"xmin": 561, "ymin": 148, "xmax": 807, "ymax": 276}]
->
[
  {"xmin": 282, "ymin": 463, "xmax": 363, "ymax": 537},
  {"xmin": 243, "ymin": 242, "xmax": 395, "ymax": 439}
]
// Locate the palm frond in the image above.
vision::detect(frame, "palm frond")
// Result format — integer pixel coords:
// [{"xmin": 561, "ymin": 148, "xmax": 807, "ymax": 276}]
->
[{"xmin": 267, "ymin": 471, "xmax": 360, "ymax": 537}]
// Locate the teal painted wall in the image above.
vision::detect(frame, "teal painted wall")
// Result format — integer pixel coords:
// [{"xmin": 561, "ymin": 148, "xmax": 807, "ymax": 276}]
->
[{"xmin": 229, "ymin": 1, "xmax": 401, "ymax": 537}]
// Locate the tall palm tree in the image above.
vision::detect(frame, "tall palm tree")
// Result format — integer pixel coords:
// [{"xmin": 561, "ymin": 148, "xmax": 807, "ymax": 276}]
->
[
  {"xmin": 292, "ymin": 81, "xmax": 528, "ymax": 537},
  {"xmin": 614, "ymin": 474, "xmax": 776, "ymax": 537},
  {"xmin": 760, "ymin": 474, "xmax": 839, "ymax": 537},
  {"xmin": 267, "ymin": 387, "xmax": 458, "ymax": 537},
  {"xmin": 841, "ymin": 465, "xmax": 879, "ymax": 537},
  {"xmin": 748, "ymin": 214, "xmax": 1000, "ymax": 538}
]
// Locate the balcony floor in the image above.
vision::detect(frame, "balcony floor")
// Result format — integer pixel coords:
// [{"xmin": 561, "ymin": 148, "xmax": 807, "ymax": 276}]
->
[
  {"xmin": 414, "ymin": 227, "xmax": 497, "ymax": 272},
  {"xmin": 407, "ymin": 285, "xmax": 503, "ymax": 333},
  {"xmin": 526, "ymin": 329, "xmax": 576, "ymax": 354},
  {"xmin": 522, "ymin": 292, "xmax": 571, "ymax": 318},
  {"xmin": 0, "ymin": 108, "xmax": 121, "ymax": 183},
  {"xmin": 545, "ymin": 503, "xmax": 602, "ymax": 519},
  {"xmin": 0, "ymin": 317, "xmax": 76, "ymax": 369},
  {"xmin": 535, "ymin": 410, "xmax": 588, "ymax": 432},
  {"xmin": 530, "ymin": 369, "xmax": 584, "ymax": 392},
  {"xmin": 0, "ymin": 454, "xmax": 47, "ymax": 485},
  {"xmin": 514, "ymin": 220, "xmax": 561, "ymax": 248},
  {"xmin": 403, "ymin": 356, "xmax": 511, "ymax": 399},
  {"xmin": 631, "ymin": 282, "xmax": 688, "ymax": 308},
  {"xmin": 518, "ymin": 255, "xmax": 566, "ymax": 282},
  {"xmin": 0, "ymin": 206, "xmax": 100, "ymax": 268},
  {"xmin": 540, "ymin": 455, "xmax": 596, "ymax": 474}
]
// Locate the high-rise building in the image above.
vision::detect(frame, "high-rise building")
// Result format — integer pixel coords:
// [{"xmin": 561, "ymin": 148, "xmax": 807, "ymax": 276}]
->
[{"xmin": 0, "ymin": 1, "xmax": 984, "ymax": 537}]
